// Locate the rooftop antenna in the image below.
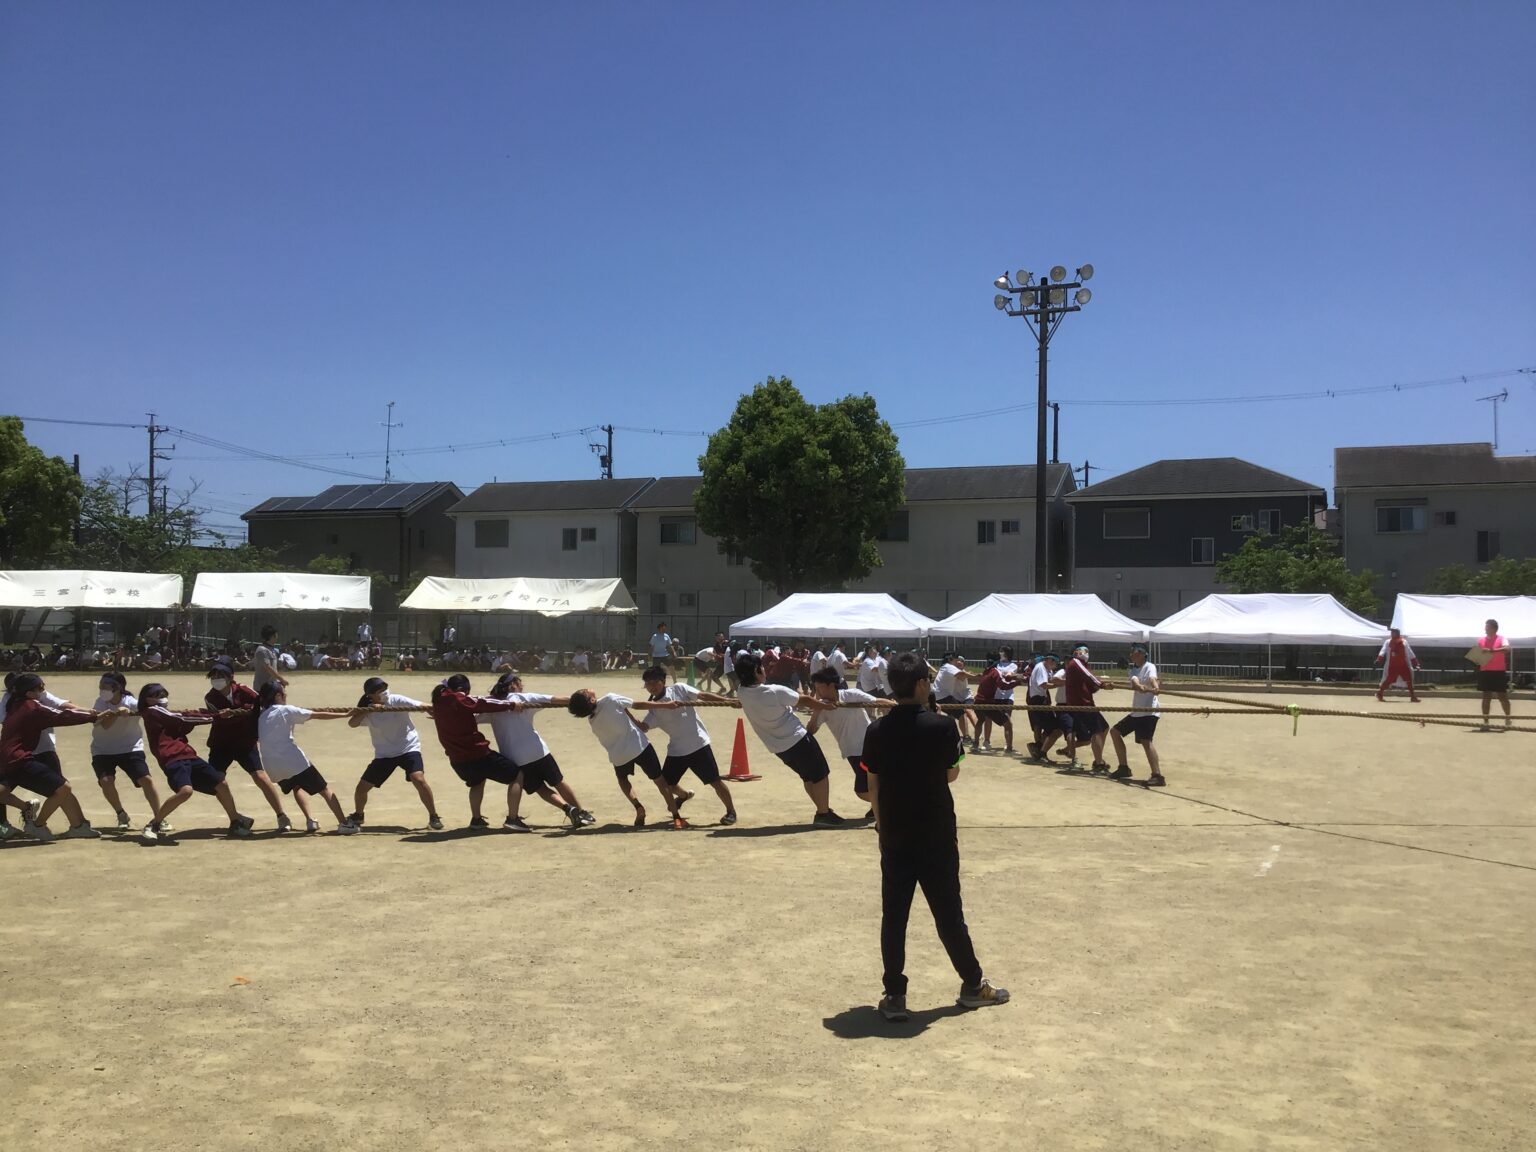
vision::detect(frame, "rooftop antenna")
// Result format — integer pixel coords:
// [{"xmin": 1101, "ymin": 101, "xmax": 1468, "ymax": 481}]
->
[
  {"xmin": 1477, "ymin": 388, "xmax": 1508, "ymax": 450},
  {"xmin": 382, "ymin": 401, "xmax": 403, "ymax": 481}
]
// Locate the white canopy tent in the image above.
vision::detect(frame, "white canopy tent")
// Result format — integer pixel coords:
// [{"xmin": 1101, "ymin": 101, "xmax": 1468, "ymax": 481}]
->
[
  {"xmin": 731, "ymin": 593, "xmax": 937, "ymax": 639},
  {"xmin": 189, "ymin": 572, "xmax": 372, "ymax": 612},
  {"xmin": 400, "ymin": 577, "xmax": 637, "ymax": 617},
  {"xmin": 1390, "ymin": 594, "xmax": 1536, "ymax": 644},
  {"xmin": 929, "ymin": 593, "xmax": 1149, "ymax": 643},
  {"xmin": 0, "ymin": 570, "xmax": 184, "ymax": 609},
  {"xmin": 1151, "ymin": 593, "xmax": 1389, "ymax": 683}
]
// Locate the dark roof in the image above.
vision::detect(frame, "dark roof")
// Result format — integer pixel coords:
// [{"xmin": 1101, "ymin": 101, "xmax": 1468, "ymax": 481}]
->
[
  {"xmin": 243, "ymin": 482, "xmax": 463, "ymax": 519},
  {"xmin": 1335, "ymin": 443, "xmax": 1536, "ymax": 489},
  {"xmin": 629, "ymin": 466, "xmax": 1075, "ymax": 511},
  {"xmin": 449, "ymin": 478, "xmax": 656, "ymax": 515},
  {"xmin": 1067, "ymin": 458, "xmax": 1322, "ymax": 500},
  {"xmin": 630, "ymin": 476, "xmax": 703, "ymax": 509}
]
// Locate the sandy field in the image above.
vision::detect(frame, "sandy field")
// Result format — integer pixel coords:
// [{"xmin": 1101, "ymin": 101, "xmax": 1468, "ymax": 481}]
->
[{"xmin": 3, "ymin": 669, "xmax": 1532, "ymax": 1152}]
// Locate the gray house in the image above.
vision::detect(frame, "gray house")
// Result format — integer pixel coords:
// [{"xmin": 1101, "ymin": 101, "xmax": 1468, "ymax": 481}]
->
[
  {"xmin": 1335, "ymin": 443, "xmax": 1536, "ymax": 595},
  {"xmin": 1066, "ymin": 458, "xmax": 1325, "ymax": 622}
]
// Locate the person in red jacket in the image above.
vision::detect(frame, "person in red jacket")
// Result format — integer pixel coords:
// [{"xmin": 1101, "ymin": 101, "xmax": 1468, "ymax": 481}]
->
[
  {"xmin": 138, "ymin": 682, "xmax": 254, "ymax": 842},
  {"xmin": 428, "ymin": 673, "xmax": 529, "ymax": 831},
  {"xmin": 1060, "ymin": 644, "xmax": 1116, "ymax": 773},
  {"xmin": 205, "ymin": 662, "xmax": 293, "ymax": 831},
  {"xmin": 1, "ymin": 673, "xmax": 109, "ymax": 840},
  {"xmin": 1374, "ymin": 629, "xmax": 1422, "ymax": 703}
]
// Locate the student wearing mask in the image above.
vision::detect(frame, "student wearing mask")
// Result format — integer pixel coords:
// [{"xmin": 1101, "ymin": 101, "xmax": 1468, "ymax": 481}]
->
[
  {"xmin": 639, "ymin": 665, "xmax": 737, "ymax": 826},
  {"xmin": 734, "ymin": 652, "xmax": 845, "ymax": 826},
  {"xmin": 138, "ymin": 683, "xmax": 254, "ymax": 842},
  {"xmin": 205, "ymin": 663, "xmax": 293, "ymax": 832},
  {"xmin": 1, "ymin": 673, "xmax": 108, "ymax": 840},
  {"xmin": 253, "ymin": 683, "xmax": 359, "ymax": 834},
  {"xmin": 346, "ymin": 676, "xmax": 442, "ymax": 830},
  {"xmin": 567, "ymin": 687, "xmax": 689, "ymax": 828},
  {"xmin": 485, "ymin": 673, "xmax": 595, "ymax": 830},
  {"xmin": 805, "ymin": 666, "xmax": 894, "ymax": 819},
  {"xmin": 1109, "ymin": 644, "xmax": 1163, "ymax": 787},
  {"xmin": 90, "ymin": 671, "xmax": 166, "ymax": 832},
  {"xmin": 428, "ymin": 674, "xmax": 529, "ymax": 832}
]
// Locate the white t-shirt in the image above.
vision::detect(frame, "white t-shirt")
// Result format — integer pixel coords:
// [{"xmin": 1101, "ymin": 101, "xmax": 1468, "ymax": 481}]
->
[
  {"xmin": 810, "ymin": 650, "xmax": 828, "ymax": 673},
  {"xmin": 933, "ymin": 662, "xmax": 968, "ymax": 701},
  {"xmin": 644, "ymin": 683, "xmax": 710, "ymax": 758},
  {"xmin": 857, "ymin": 656, "xmax": 886, "ymax": 694},
  {"xmin": 588, "ymin": 694, "xmax": 648, "ymax": 766},
  {"xmin": 1129, "ymin": 661, "xmax": 1160, "ymax": 713},
  {"xmin": 363, "ymin": 693, "xmax": 422, "ymax": 758},
  {"xmin": 827, "ymin": 649, "xmax": 850, "ymax": 678},
  {"xmin": 278, "ymin": 653, "xmax": 298, "ymax": 671},
  {"xmin": 819, "ymin": 688, "xmax": 878, "ymax": 758},
  {"xmin": 1028, "ymin": 662, "xmax": 1061, "ymax": 701},
  {"xmin": 485, "ymin": 693, "xmax": 554, "ymax": 766},
  {"xmin": 256, "ymin": 704, "xmax": 315, "ymax": 783},
  {"xmin": 721, "ymin": 646, "xmax": 735, "ymax": 674},
  {"xmin": 738, "ymin": 683, "xmax": 807, "ymax": 754},
  {"xmin": 573, "ymin": 652, "xmax": 590, "ymax": 672},
  {"xmin": 995, "ymin": 660, "xmax": 1019, "ymax": 702},
  {"xmin": 91, "ymin": 693, "xmax": 144, "ymax": 755},
  {"xmin": 694, "ymin": 647, "xmax": 714, "ymax": 662}
]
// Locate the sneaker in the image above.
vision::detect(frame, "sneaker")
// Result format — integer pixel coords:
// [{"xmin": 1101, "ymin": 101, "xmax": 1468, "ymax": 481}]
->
[
  {"xmin": 115, "ymin": 810, "xmax": 132, "ymax": 831},
  {"xmin": 140, "ymin": 822, "xmax": 159, "ymax": 843},
  {"xmin": 230, "ymin": 815, "xmax": 255, "ymax": 838},
  {"xmin": 503, "ymin": 816, "xmax": 531, "ymax": 833},
  {"xmin": 879, "ymin": 994, "xmax": 910, "ymax": 1022},
  {"xmin": 1145, "ymin": 774, "xmax": 1167, "ymax": 788},
  {"xmin": 276, "ymin": 813, "xmax": 293, "ymax": 834},
  {"xmin": 813, "ymin": 809, "xmax": 846, "ymax": 827},
  {"xmin": 23, "ymin": 818, "xmax": 55, "ymax": 842},
  {"xmin": 671, "ymin": 815, "xmax": 689, "ymax": 830},
  {"xmin": 158, "ymin": 818, "xmax": 174, "ymax": 833},
  {"xmin": 428, "ymin": 815, "xmax": 444, "ymax": 831},
  {"xmin": 958, "ymin": 978, "xmax": 1010, "ymax": 1008},
  {"xmin": 469, "ymin": 815, "xmax": 490, "ymax": 829},
  {"xmin": 347, "ymin": 812, "xmax": 364, "ymax": 828},
  {"xmin": 564, "ymin": 804, "xmax": 584, "ymax": 829},
  {"xmin": 0, "ymin": 820, "xmax": 22, "ymax": 841},
  {"xmin": 633, "ymin": 807, "xmax": 646, "ymax": 828},
  {"xmin": 1053, "ymin": 748, "xmax": 1076, "ymax": 761},
  {"xmin": 1026, "ymin": 742, "xmax": 1042, "ymax": 759},
  {"xmin": 1090, "ymin": 762, "xmax": 1111, "ymax": 776},
  {"xmin": 22, "ymin": 800, "xmax": 41, "ymax": 825},
  {"xmin": 337, "ymin": 820, "xmax": 360, "ymax": 835},
  {"xmin": 864, "ymin": 808, "xmax": 876, "ymax": 821},
  {"xmin": 577, "ymin": 809, "xmax": 596, "ymax": 826},
  {"xmin": 61, "ymin": 821, "xmax": 102, "ymax": 839},
  {"xmin": 1109, "ymin": 765, "xmax": 1133, "ymax": 781},
  {"xmin": 720, "ymin": 811, "xmax": 737, "ymax": 826},
  {"xmin": 675, "ymin": 789, "xmax": 695, "ymax": 811},
  {"xmin": 305, "ymin": 818, "xmax": 320, "ymax": 833}
]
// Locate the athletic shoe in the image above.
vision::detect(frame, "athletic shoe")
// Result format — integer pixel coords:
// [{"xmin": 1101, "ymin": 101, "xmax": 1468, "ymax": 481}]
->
[
  {"xmin": 675, "ymin": 789, "xmax": 695, "ymax": 811},
  {"xmin": 1109, "ymin": 765, "xmax": 1133, "ymax": 781},
  {"xmin": 671, "ymin": 815, "xmax": 689, "ymax": 830},
  {"xmin": 813, "ymin": 810, "xmax": 846, "ymax": 827},
  {"xmin": 864, "ymin": 808, "xmax": 876, "ymax": 821},
  {"xmin": 23, "ymin": 818, "xmax": 55, "ymax": 842},
  {"xmin": 337, "ymin": 820, "xmax": 360, "ymax": 835},
  {"xmin": 1374, "ymin": 694, "xmax": 1384, "ymax": 702},
  {"xmin": 229, "ymin": 815, "xmax": 255, "ymax": 838},
  {"xmin": 633, "ymin": 808, "xmax": 646, "ymax": 828},
  {"xmin": 428, "ymin": 815, "xmax": 444, "ymax": 831},
  {"xmin": 469, "ymin": 815, "xmax": 490, "ymax": 829},
  {"xmin": 503, "ymin": 817, "xmax": 531, "ymax": 833},
  {"xmin": 276, "ymin": 814, "xmax": 293, "ymax": 834},
  {"xmin": 61, "ymin": 821, "xmax": 102, "ymax": 839},
  {"xmin": 720, "ymin": 811, "xmax": 737, "ymax": 826},
  {"xmin": 158, "ymin": 819, "xmax": 174, "ymax": 833},
  {"xmin": 577, "ymin": 809, "xmax": 596, "ymax": 826},
  {"xmin": 958, "ymin": 978, "xmax": 1010, "ymax": 1008},
  {"xmin": 0, "ymin": 820, "xmax": 22, "ymax": 841},
  {"xmin": 1145, "ymin": 774, "xmax": 1167, "ymax": 788},
  {"xmin": 1026, "ymin": 742, "xmax": 1042, "ymax": 759},
  {"xmin": 347, "ymin": 812, "xmax": 364, "ymax": 827},
  {"xmin": 140, "ymin": 822, "xmax": 159, "ymax": 843},
  {"xmin": 22, "ymin": 800, "xmax": 40, "ymax": 825},
  {"xmin": 1053, "ymin": 749, "xmax": 1076, "ymax": 760},
  {"xmin": 305, "ymin": 818, "xmax": 320, "ymax": 833},
  {"xmin": 1410, "ymin": 697, "xmax": 1422, "ymax": 704},
  {"xmin": 563, "ymin": 804, "xmax": 585, "ymax": 829},
  {"xmin": 1090, "ymin": 762, "xmax": 1111, "ymax": 776},
  {"xmin": 879, "ymin": 995, "xmax": 910, "ymax": 1023},
  {"xmin": 115, "ymin": 810, "xmax": 132, "ymax": 831}
]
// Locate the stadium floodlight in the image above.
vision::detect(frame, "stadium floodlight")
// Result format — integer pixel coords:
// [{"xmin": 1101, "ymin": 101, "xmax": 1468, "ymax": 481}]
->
[
  {"xmin": 1076, "ymin": 264, "xmax": 1094, "ymax": 282},
  {"xmin": 1075, "ymin": 288, "xmax": 1092, "ymax": 305},
  {"xmin": 1049, "ymin": 265, "xmax": 1067, "ymax": 282},
  {"xmin": 1015, "ymin": 269, "xmax": 1032, "ymax": 285},
  {"xmin": 994, "ymin": 273, "xmax": 1011, "ymax": 290},
  {"xmin": 1050, "ymin": 287, "xmax": 1066, "ymax": 305},
  {"xmin": 994, "ymin": 294, "xmax": 1010, "ymax": 311}
]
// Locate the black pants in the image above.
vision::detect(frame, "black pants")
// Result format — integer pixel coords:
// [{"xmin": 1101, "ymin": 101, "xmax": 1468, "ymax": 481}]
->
[{"xmin": 880, "ymin": 841, "xmax": 983, "ymax": 997}]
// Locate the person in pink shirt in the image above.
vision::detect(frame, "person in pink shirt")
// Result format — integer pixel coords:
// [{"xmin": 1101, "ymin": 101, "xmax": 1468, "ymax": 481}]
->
[{"xmin": 1476, "ymin": 618, "xmax": 1513, "ymax": 729}]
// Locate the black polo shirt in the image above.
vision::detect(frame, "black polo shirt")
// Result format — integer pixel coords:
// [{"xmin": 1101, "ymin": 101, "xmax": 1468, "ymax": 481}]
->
[{"xmin": 861, "ymin": 703, "xmax": 963, "ymax": 850}]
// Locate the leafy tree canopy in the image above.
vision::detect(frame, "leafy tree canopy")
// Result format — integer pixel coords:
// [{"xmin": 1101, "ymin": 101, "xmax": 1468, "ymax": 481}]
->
[
  {"xmin": 1426, "ymin": 556, "xmax": 1536, "ymax": 595},
  {"xmin": 695, "ymin": 377, "xmax": 905, "ymax": 596},
  {"xmin": 0, "ymin": 416, "xmax": 83, "ymax": 566},
  {"xmin": 1215, "ymin": 522, "xmax": 1378, "ymax": 616}
]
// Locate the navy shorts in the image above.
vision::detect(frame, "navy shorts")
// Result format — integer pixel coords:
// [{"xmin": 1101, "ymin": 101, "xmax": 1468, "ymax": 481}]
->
[
  {"xmin": 4, "ymin": 757, "xmax": 66, "ymax": 797},
  {"xmin": 662, "ymin": 745, "xmax": 721, "ymax": 786},
  {"xmin": 1065, "ymin": 710, "xmax": 1108, "ymax": 738},
  {"xmin": 1026, "ymin": 697, "xmax": 1060, "ymax": 735},
  {"xmin": 1112, "ymin": 714, "xmax": 1158, "ymax": 743},
  {"xmin": 92, "ymin": 752, "xmax": 152, "ymax": 783},
  {"xmin": 847, "ymin": 755, "xmax": 868, "ymax": 794},
  {"xmin": 775, "ymin": 734, "xmax": 830, "ymax": 784},
  {"xmin": 208, "ymin": 747, "xmax": 264, "ymax": 775},
  {"xmin": 33, "ymin": 750, "xmax": 62, "ymax": 774},
  {"xmin": 278, "ymin": 765, "xmax": 328, "ymax": 795},
  {"xmin": 614, "ymin": 744, "xmax": 663, "ymax": 782},
  {"xmin": 517, "ymin": 753, "xmax": 565, "ymax": 792},
  {"xmin": 452, "ymin": 752, "xmax": 519, "ymax": 787},
  {"xmin": 1476, "ymin": 670, "xmax": 1510, "ymax": 694},
  {"xmin": 362, "ymin": 752, "xmax": 425, "ymax": 787},
  {"xmin": 163, "ymin": 757, "xmax": 226, "ymax": 796}
]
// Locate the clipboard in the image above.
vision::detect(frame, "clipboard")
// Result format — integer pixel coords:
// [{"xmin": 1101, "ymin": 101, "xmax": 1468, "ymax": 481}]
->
[{"xmin": 1465, "ymin": 646, "xmax": 1493, "ymax": 668}]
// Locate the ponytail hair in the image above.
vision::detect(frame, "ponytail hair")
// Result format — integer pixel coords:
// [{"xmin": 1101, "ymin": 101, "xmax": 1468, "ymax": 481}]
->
[
  {"xmin": 99, "ymin": 671, "xmax": 128, "ymax": 695},
  {"xmin": 490, "ymin": 673, "xmax": 517, "ymax": 699},
  {"xmin": 256, "ymin": 681, "xmax": 282, "ymax": 714},
  {"xmin": 431, "ymin": 674, "xmax": 472, "ymax": 707},
  {"xmin": 137, "ymin": 683, "xmax": 167, "ymax": 712},
  {"xmin": 6, "ymin": 673, "xmax": 43, "ymax": 713}
]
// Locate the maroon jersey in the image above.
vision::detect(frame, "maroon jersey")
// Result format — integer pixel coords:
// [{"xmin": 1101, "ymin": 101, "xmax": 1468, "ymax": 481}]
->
[
  {"xmin": 430, "ymin": 690, "xmax": 516, "ymax": 764},
  {"xmin": 205, "ymin": 682, "xmax": 260, "ymax": 751},
  {"xmin": 2, "ymin": 699, "xmax": 93, "ymax": 771}
]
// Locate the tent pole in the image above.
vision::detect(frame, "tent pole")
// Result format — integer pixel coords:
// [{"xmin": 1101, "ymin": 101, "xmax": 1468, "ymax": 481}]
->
[{"xmin": 1266, "ymin": 640, "xmax": 1272, "ymax": 689}]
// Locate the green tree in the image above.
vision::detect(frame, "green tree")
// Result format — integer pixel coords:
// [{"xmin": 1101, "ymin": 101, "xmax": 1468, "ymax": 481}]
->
[
  {"xmin": 1427, "ymin": 556, "xmax": 1536, "ymax": 595},
  {"xmin": 1216, "ymin": 522, "xmax": 1379, "ymax": 616},
  {"xmin": 0, "ymin": 416, "xmax": 83, "ymax": 567},
  {"xmin": 695, "ymin": 376, "xmax": 905, "ymax": 595},
  {"xmin": 305, "ymin": 553, "xmax": 415, "ymax": 611}
]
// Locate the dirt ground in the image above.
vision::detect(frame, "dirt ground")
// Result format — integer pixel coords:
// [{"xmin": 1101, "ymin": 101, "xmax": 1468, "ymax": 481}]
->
[{"xmin": 4, "ymin": 670, "xmax": 1532, "ymax": 1151}]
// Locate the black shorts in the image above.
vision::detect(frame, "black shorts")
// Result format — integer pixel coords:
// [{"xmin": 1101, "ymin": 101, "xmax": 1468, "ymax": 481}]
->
[
  {"xmin": 163, "ymin": 757, "xmax": 226, "ymax": 796},
  {"xmin": 847, "ymin": 755, "xmax": 868, "ymax": 794},
  {"xmin": 614, "ymin": 744, "xmax": 663, "ymax": 782},
  {"xmin": 775, "ymin": 734, "xmax": 830, "ymax": 784},
  {"xmin": 1112, "ymin": 715, "xmax": 1159, "ymax": 744},
  {"xmin": 33, "ymin": 750, "xmax": 62, "ymax": 774},
  {"xmin": 93, "ymin": 752, "xmax": 152, "ymax": 783},
  {"xmin": 208, "ymin": 747, "xmax": 263, "ymax": 775},
  {"xmin": 3, "ymin": 757, "xmax": 66, "ymax": 797},
  {"xmin": 662, "ymin": 745, "xmax": 721, "ymax": 786},
  {"xmin": 278, "ymin": 765, "xmax": 328, "ymax": 796},
  {"xmin": 452, "ymin": 752, "xmax": 519, "ymax": 786},
  {"xmin": 517, "ymin": 753, "xmax": 565, "ymax": 792},
  {"xmin": 362, "ymin": 752, "xmax": 425, "ymax": 787},
  {"xmin": 937, "ymin": 696, "xmax": 971, "ymax": 714},
  {"xmin": 1026, "ymin": 697, "xmax": 1059, "ymax": 734},
  {"xmin": 1477, "ymin": 670, "xmax": 1510, "ymax": 694},
  {"xmin": 1065, "ymin": 710, "xmax": 1108, "ymax": 738}
]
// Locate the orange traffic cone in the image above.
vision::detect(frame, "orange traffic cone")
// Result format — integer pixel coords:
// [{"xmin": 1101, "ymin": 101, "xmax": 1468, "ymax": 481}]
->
[{"xmin": 726, "ymin": 718, "xmax": 761, "ymax": 781}]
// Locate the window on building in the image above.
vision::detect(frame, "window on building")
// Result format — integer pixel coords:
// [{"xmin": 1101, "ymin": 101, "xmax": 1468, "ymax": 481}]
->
[
  {"xmin": 1230, "ymin": 514, "xmax": 1255, "ymax": 533},
  {"xmin": 474, "ymin": 519, "xmax": 508, "ymax": 548},
  {"xmin": 1191, "ymin": 537, "xmax": 1215, "ymax": 565},
  {"xmin": 1257, "ymin": 509, "xmax": 1281, "ymax": 535},
  {"xmin": 678, "ymin": 592, "xmax": 698, "ymax": 608},
  {"xmin": 977, "ymin": 520, "xmax": 997, "ymax": 545},
  {"xmin": 876, "ymin": 511, "xmax": 910, "ymax": 541},
  {"xmin": 1129, "ymin": 592, "xmax": 1151, "ymax": 610},
  {"xmin": 1000, "ymin": 519, "xmax": 1021, "ymax": 535},
  {"xmin": 723, "ymin": 546, "xmax": 747, "ymax": 567},
  {"xmin": 1433, "ymin": 510, "xmax": 1458, "ymax": 526},
  {"xmin": 1103, "ymin": 508, "xmax": 1151, "ymax": 539},
  {"xmin": 1376, "ymin": 505, "xmax": 1426, "ymax": 533},
  {"xmin": 660, "ymin": 516, "xmax": 696, "ymax": 545},
  {"xmin": 649, "ymin": 592, "xmax": 667, "ymax": 615},
  {"xmin": 580, "ymin": 526, "xmax": 597, "ymax": 542},
  {"xmin": 561, "ymin": 528, "xmax": 578, "ymax": 551},
  {"xmin": 1477, "ymin": 530, "xmax": 1501, "ymax": 563}
]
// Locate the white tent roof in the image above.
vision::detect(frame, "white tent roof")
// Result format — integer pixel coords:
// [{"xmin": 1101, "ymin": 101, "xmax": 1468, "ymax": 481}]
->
[
  {"xmin": 929, "ymin": 593, "xmax": 1149, "ymax": 643},
  {"xmin": 731, "ymin": 593, "xmax": 937, "ymax": 638},
  {"xmin": 400, "ymin": 576, "xmax": 637, "ymax": 617},
  {"xmin": 1150, "ymin": 593, "xmax": 1389, "ymax": 645},
  {"xmin": 0, "ymin": 570, "xmax": 183, "ymax": 609},
  {"xmin": 189, "ymin": 572, "xmax": 372, "ymax": 611},
  {"xmin": 1390, "ymin": 594, "xmax": 1536, "ymax": 644}
]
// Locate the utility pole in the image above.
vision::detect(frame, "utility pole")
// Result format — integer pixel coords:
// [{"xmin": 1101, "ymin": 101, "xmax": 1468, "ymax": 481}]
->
[
  {"xmin": 1078, "ymin": 459, "xmax": 1092, "ymax": 488},
  {"xmin": 146, "ymin": 413, "xmax": 170, "ymax": 520},
  {"xmin": 382, "ymin": 402, "xmax": 402, "ymax": 481},
  {"xmin": 1049, "ymin": 402, "xmax": 1060, "ymax": 464},
  {"xmin": 590, "ymin": 424, "xmax": 614, "ymax": 479}
]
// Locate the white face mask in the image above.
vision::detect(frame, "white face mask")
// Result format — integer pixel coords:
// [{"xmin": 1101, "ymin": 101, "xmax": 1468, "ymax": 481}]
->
[{"xmin": 210, "ymin": 678, "xmax": 230, "ymax": 691}]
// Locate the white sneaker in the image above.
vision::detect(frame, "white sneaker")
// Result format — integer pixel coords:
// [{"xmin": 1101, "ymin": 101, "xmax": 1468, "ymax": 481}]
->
[
  {"xmin": 305, "ymin": 818, "xmax": 320, "ymax": 833},
  {"xmin": 23, "ymin": 818, "xmax": 54, "ymax": 842},
  {"xmin": 277, "ymin": 813, "xmax": 293, "ymax": 833},
  {"xmin": 22, "ymin": 800, "xmax": 41, "ymax": 825},
  {"xmin": 61, "ymin": 822, "xmax": 102, "ymax": 839},
  {"xmin": 337, "ymin": 820, "xmax": 360, "ymax": 835},
  {"xmin": 140, "ymin": 822, "xmax": 159, "ymax": 843},
  {"xmin": 158, "ymin": 818, "xmax": 174, "ymax": 833},
  {"xmin": 114, "ymin": 810, "xmax": 132, "ymax": 831}
]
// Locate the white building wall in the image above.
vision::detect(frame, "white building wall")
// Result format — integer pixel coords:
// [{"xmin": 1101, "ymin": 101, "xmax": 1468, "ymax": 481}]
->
[
  {"xmin": 453, "ymin": 510, "xmax": 624, "ymax": 579},
  {"xmin": 1072, "ymin": 566, "xmax": 1221, "ymax": 623}
]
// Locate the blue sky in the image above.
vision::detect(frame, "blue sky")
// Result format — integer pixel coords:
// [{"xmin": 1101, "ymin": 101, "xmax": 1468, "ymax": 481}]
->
[{"xmin": 3, "ymin": 1, "xmax": 1532, "ymax": 539}]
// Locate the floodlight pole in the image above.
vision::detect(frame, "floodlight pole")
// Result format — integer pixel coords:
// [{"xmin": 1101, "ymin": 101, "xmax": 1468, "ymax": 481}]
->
[{"xmin": 1035, "ymin": 327, "xmax": 1049, "ymax": 592}]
